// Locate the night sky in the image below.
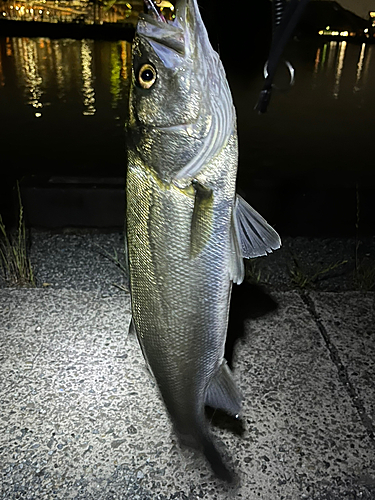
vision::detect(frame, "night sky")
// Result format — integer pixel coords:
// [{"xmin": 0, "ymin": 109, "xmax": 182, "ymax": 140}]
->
[
  {"xmin": 337, "ymin": 0, "xmax": 374, "ymax": 18},
  {"xmin": 194, "ymin": 0, "xmax": 273, "ymax": 69}
]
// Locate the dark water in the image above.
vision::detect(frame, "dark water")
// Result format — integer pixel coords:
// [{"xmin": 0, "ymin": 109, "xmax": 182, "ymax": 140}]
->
[
  {"xmin": 0, "ymin": 36, "xmax": 374, "ymax": 234},
  {"xmin": 0, "ymin": 37, "xmax": 131, "ymax": 176}
]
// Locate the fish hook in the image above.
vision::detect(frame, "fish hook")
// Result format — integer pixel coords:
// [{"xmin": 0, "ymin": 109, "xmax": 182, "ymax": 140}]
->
[{"xmin": 263, "ymin": 59, "xmax": 295, "ymax": 90}]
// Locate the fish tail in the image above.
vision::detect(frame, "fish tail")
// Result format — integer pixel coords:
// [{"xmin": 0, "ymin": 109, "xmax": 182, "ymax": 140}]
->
[
  {"xmin": 178, "ymin": 426, "xmax": 234, "ymax": 482},
  {"xmin": 201, "ymin": 433, "xmax": 234, "ymax": 483}
]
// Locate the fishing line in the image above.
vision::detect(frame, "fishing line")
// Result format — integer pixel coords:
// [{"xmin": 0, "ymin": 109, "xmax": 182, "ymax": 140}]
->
[
  {"xmin": 144, "ymin": 0, "xmax": 166, "ymax": 22},
  {"xmin": 255, "ymin": 0, "xmax": 310, "ymax": 113}
]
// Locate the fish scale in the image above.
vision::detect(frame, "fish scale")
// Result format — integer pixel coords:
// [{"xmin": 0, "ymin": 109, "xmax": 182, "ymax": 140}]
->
[{"xmin": 126, "ymin": 0, "xmax": 281, "ymax": 481}]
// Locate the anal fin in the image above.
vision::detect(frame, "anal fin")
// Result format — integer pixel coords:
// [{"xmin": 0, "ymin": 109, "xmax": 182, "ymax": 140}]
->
[{"xmin": 205, "ymin": 360, "xmax": 242, "ymax": 418}]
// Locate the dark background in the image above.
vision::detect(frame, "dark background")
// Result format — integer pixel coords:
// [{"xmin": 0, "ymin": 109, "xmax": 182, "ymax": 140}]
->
[{"xmin": 1, "ymin": 0, "xmax": 374, "ymax": 237}]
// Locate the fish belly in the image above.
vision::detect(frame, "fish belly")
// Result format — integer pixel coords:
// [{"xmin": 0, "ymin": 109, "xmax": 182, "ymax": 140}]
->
[{"xmin": 126, "ymin": 135, "xmax": 238, "ymax": 435}]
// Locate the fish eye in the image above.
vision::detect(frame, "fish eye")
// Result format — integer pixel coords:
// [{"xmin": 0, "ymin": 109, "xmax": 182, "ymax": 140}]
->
[{"xmin": 137, "ymin": 63, "xmax": 157, "ymax": 89}]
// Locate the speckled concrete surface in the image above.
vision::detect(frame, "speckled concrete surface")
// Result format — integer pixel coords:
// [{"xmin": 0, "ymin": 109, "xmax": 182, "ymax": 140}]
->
[
  {"xmin": 26, "ymin": 232, "xmax": 128, "ymax": 294},
  {"xmin": 2, "ymin": 231, "xmax": 372, "ymax": 292},
  {"xmin": 309, "ymin": 292, "xmax": 375, "ymax": 435},
  {"xmin": 0, "ymin": 235, "xmax": 375, "ymax": 499}
]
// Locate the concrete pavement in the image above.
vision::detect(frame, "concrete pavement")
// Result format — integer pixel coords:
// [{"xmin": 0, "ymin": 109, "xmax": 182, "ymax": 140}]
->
[{"xmin": 0, "ymin": 235, "xmax": 374, "ymax": 499}]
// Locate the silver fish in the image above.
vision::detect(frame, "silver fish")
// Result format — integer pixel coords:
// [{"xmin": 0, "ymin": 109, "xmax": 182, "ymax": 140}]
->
[{"xmin": 126, "ymin": 0, "xmax": 281, "ymax": 481}]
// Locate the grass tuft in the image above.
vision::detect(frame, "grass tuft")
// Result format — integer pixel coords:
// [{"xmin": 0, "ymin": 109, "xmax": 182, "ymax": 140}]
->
[
  {"xmin": 353, "ymin": 261, "xmax": 375, "ymax": 291},
  {"xmin": 245, "ymin": 260, "xmax": 269, "ymax": 286},
  {"xmin": 94, "ymin": 240, "xmax": 129, "ymax": 292},
  {"xmin": 290, "ymin": 255, "xmax": 348, "ymax": 289},
  {"xmin": 0, "ymin": 184, "xmax": 35, "ymax": 287}
]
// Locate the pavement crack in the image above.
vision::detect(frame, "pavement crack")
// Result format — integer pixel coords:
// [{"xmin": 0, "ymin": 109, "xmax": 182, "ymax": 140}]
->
[{"xmin": 300, "ymin": 291, "xmax": 375, "ymax": 444}]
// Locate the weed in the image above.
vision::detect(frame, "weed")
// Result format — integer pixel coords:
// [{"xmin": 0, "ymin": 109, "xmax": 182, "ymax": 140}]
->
[
  {"xmin": 290, "ymin": 255, "xmax": 348, "ymax": 289},
  {"xmin": 353, "ymin": 261, "xmax": 375, "ymax": 291},
  {"xmin": 245, "ymin": 260, "xmax": 269, "ymax": 285},
  {"xmin": 94, "ymin": 240, "xmax": 129, "ymax": 292},
  {"xmin": 0, "ymin": 184, "xmax": 35, "ymax": 287}
]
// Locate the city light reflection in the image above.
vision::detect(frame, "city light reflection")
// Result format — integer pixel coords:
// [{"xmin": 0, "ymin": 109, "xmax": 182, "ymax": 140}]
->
[
  {"xmin": 333, "ymin": 41, "xmax": 347, "ymax": 99},
  {"xmin": 311, "ymin": 40, "xmax": 374, "ymax": 101},
  {"xmin": 327, "ymin": 41, "xmax": 337, "ymax": 72},
  {"xmin": 2, "ymin": 37, "xmax": 132, "ymax": 118},
  {"xmin": 109, "ymin": 41, "xmax": 131, "ymax": 109},
  {"xmin": 354, "ymin": 43, "xmax": 366, "ymax": 92},
  {"xmin": 51, "ymin": 39, "xmax": 66, "ymax": 99},
  {"xmin": 110, "ymin": 42, "xmax": 121, "ymax": 108},
  {"xmin": 13, "ymin": 37, "xmax": 44, "ymax": 116},
  {"xmin": 362, "ymin": 44, "xmax": 372, "ymax": 86},
  {"xmin": 81, "ymin": 39, "xmax": 96, "ymax": 116},
  {"xmin": 0, "ymin": 49, "xmax": 4, "ymax": 86},
  {"xmin": 314, "ymin": 47, "xmax": 321, "ymax": 75},
  {"xmin": 120, "ymin": 40, "xmax": 131, "ymax": 81}
]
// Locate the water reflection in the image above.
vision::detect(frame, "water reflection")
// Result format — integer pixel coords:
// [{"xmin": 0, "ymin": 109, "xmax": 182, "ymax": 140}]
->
[
  {"xmin": 51, "ymin": 39, "xmax": 67, "ymax": 99},
  {"xmin": 110, "ymin": 40, "xmax": 131, "ymax": 108},
  {"xmin": 313, "ymin": 47, "xmax": 320, "ymax": 74},
  {"xmin": 354, "ymin": 43, "xmax": 366, "ymax": 92},
  {"xmin": 333, "ymin": 41, "xmax": 346, "ymax": 98},
  {"xmin": 0, "ymin": 48, "xmax": 4, "ymax": 87},
  {"xmin": 13, "ymin": 37, "xmax": 44, "ymax": 116},
  {"xmin": 362, "ymin": 44, "xmax": 372, "ymax": 87},
  {"xmin": 327, "ymin": 41, "xmax": 337, "ymax": 72},
  {"xmin": 81, "ymin": 39, "xmax": 96, "ymax": 116},
  {"xmin": 311, "ymin": 40, "xmax": 375, "ymax": 99},
  {"xmin": 0, "ymin": 36, "xmax": 132, "ymax": 118}
]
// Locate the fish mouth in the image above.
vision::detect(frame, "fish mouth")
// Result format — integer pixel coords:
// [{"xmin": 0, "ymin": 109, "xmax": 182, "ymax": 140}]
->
[
  {"xmin": 137, "ymin": 0, "xmax": 190, "ymax": 58},
  {"xmin": 142, "ymin": 0, "xmax": 187, "ymax": 27}
]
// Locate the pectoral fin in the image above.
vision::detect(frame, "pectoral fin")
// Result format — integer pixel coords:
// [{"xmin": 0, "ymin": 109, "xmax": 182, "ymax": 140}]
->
[
  {"xmin": 190, "ymin": 180, "xmax": 213, "ymax": 258},
  {"xmin": 205, "ymin": 360, "xmax": 242, "ymax": 418},
  {"xmin": 233, "ymin": 195, "xmax": 281, "ymax": 259},
  {"xmin": 229, "ymin": 219, "xmax": 245, "ymax": 284}
]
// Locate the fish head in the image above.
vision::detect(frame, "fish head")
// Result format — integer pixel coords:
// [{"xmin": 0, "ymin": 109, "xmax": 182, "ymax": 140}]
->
[{"xmin": 128, "ymin": 0, "xmax": 235, "ymax": 182}]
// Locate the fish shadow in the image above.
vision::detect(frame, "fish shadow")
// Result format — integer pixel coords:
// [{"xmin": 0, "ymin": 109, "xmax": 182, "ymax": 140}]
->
[
  {"xmin": 205, "ymin": 283, "xmax": 278, "ymax": 438},
  {"xmin": 205, "ymin": 407, "xmax": 245, "ymax": 437},
  {"xmin": 225, "ymin": 281, "xmax": 279, "ymax": 367}
]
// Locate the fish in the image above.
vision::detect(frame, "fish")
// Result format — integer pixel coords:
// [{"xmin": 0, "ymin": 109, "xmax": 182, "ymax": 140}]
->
[{"xmin": 125, "ymin": 0, "xmax": 281, "ymax": 482}]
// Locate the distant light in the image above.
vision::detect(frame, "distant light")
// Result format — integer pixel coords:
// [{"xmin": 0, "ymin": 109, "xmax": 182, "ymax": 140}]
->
[
  {"xmin": 326, "ymin": 26, "xmax": 330, "ymax": 30},
  {"xmin": 2, "ymin": 11, "xmax": 6, "ymax": 16},
  {"xmin": 39, "ymin": 9, "xmax": 42, "ymax": 14},
  {"xmin": 15, "ymin": 6, "xmax": 19, "ymax": 10},
  {"xmin": 158, "ymin": 1, "xmax": 174, "ymax": 10},
  {"xmin": 47, "ymin": 10, "xmax": 49, "ymax": 14},
  {"xmin": 331, "ymin": 31, "xmax": 339, "ymax": 36},
  {"xmin": 30, "ymin": 8, "xmax": 33, "ymax": 13},
  {"xmin": 125, "ymin": 2, "xmax": 132, "ymax": 8},
  {"xmin": 318, "ymin": 30, "xmax": 324, "ymax": 35},
  {"xmin": 364, "ymin": 28, "xmax": 369, "ymax": 33},
  {"xmin": 35, "ymin": 113, "xmax": 42, "ymax": 118},
  {"xmin": 340, "ymin": 31, "xmax": 349, "ymax": 37}
]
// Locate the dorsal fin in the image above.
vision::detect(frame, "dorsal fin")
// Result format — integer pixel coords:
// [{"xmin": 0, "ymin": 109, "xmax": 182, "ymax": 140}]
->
[{"xmin": 233, "ymin": 195, "xmax": 281, "ymax": 259}]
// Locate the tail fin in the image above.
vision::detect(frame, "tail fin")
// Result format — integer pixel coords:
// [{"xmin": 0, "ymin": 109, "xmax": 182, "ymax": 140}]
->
[{"xmin": 201, "ymin": 434, "xmax": 234, "ymax": 483}]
